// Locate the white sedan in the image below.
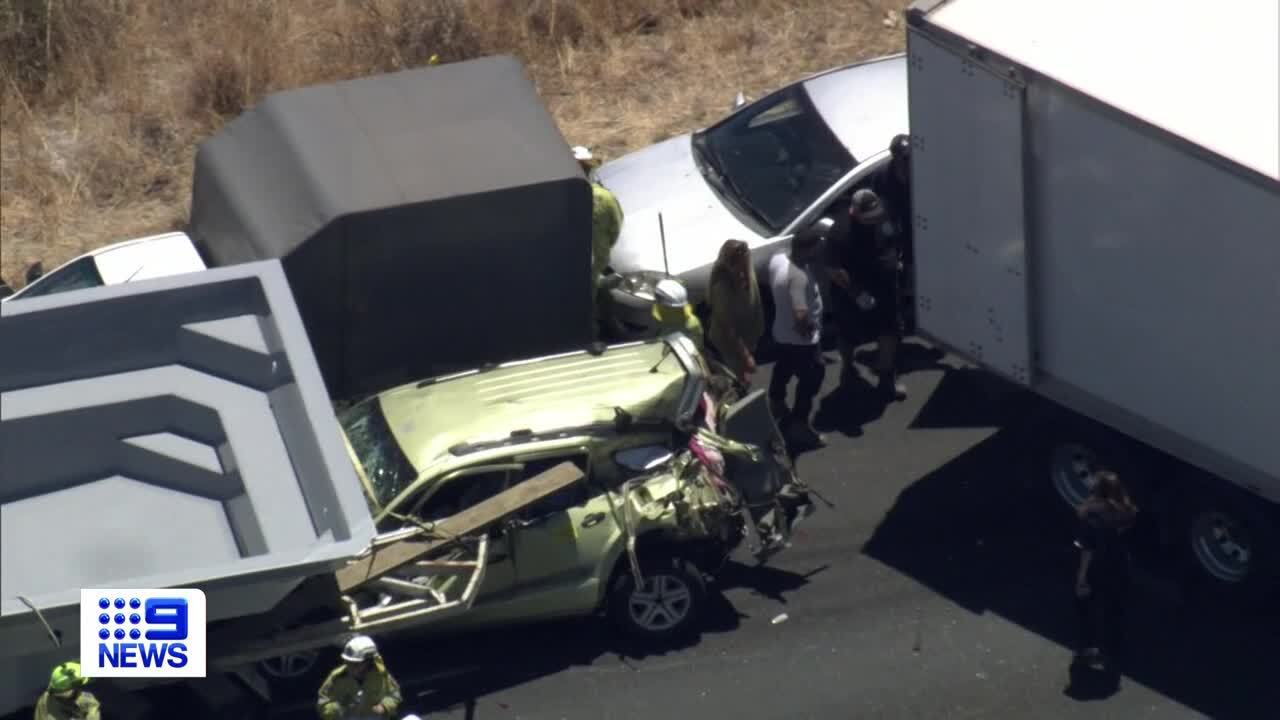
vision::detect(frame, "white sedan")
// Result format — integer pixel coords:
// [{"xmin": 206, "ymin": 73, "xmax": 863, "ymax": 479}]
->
[
  {"xmin": 596, "ymin": 53, "xmax": 909, "ymax": 313},
  {"xmin": 0, "ymin": 232, "xmax": 206, "ymax": 303}
]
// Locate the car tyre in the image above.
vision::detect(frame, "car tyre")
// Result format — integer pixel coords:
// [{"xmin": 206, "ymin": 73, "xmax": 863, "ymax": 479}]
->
[{"xmin": 607, "ymin": 554, "xmax": 706, "ymax": 646}]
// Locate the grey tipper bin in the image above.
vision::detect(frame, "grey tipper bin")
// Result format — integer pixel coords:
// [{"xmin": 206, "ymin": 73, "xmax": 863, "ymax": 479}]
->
[{"xmin": 0, "ymin": 261, "xmax": 375, "ymax": 715}]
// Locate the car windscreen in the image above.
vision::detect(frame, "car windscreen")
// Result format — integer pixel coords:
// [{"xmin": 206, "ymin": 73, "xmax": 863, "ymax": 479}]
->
[
  {"xmin": 339, "ymin": 398, "xmax": 418, "ymax": 510},
  {"xmin": 699, "ymin": 85, "xmax": 855, "ymax": 235},
  {"xmin": 15, "ymin": 256, "xmax": 105, "ymax": 300}
]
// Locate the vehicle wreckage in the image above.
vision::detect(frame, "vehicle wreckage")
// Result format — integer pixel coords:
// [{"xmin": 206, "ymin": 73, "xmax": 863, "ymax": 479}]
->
[
  {"xmin": 1, "ymin": 260, "xmax": 814, "ymax": 714},
  {"xmin": 215, "ymin": 333, "xmax": 816, "ymax": 687}
]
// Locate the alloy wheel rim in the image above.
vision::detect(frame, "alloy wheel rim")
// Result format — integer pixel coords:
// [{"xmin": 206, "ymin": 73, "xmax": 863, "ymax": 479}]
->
[{"xmin": 628, "ymin": 574, "xmax": 693, "ymax": 631}]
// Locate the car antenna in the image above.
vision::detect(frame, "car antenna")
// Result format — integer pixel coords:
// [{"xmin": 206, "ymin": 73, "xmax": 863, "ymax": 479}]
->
[
  {"xmin": 658, "ymin": 212, "xmax": 670, "ymax": 277},
  {"xmin": 649, "ymin": 340, "xmax": 674, "ymax": 373},
  {"xmin": 16, "ymin": 595, "xmax": 62, "ymax": 648}
]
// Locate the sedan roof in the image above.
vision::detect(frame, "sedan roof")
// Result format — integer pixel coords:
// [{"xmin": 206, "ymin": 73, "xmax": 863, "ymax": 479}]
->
[{"xmin": 802, "ymin": 55, "xmax": 910, "ymax": 163}]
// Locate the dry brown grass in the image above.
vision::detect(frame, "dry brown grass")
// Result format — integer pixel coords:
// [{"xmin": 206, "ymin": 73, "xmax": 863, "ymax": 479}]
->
[{"xmin": 1, "ymin": 0, "xmax": 906, "ymax": 286}]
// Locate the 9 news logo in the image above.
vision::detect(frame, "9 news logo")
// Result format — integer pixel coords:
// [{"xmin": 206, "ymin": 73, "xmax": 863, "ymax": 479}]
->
[{"xmin": 79, "ymin": 589, "xmax": 207, "ymax": 678}]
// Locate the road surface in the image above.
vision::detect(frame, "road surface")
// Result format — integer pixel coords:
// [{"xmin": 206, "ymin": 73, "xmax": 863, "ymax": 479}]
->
[{"xmin": 262, "ymin": 340, "xmax": 1278, "ymax": 720}]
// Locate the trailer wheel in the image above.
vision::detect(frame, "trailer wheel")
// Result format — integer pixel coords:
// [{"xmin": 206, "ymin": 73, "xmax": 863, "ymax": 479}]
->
[
  {"xmin": 1177, "ymin": 483, "xmax": 1279, "ymax": 605},
  {"xmin": 1039, "ymin": 425, "xmax": 1153, "ymax": 513},
  {"xmin": 1047, "ymin": 440, "xmax": 1100, "ymax": 509}
]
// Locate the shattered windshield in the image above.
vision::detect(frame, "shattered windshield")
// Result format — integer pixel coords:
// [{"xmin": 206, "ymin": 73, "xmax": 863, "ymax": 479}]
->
[
  {"xmin": 339, "ymin": 398, "xmax": 418, "ymax": 510},
  {"xmin": 698, "ymin": 85, "xmax": 854, "ymax": 235}
]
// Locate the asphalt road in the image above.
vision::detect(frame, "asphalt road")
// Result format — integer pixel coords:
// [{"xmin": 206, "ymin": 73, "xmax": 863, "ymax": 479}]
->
[
  {"xmin": 15, "ymin": 340, "xmax": 1273, "ymax": 720},
  {"xmin": 258, "ymin": 339, "xmax": 1278, "ymax": 720}
]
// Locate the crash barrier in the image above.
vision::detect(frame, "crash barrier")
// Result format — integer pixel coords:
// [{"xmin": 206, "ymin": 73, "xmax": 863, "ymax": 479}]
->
[{"xmin": 0, "ymin": 261, "xmax": 375, "ymax": 717}]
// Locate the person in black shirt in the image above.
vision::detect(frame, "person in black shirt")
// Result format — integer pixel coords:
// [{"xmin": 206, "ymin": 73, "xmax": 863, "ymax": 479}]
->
[
  {"xmin": 827, "ymin": 188, "xmax": 908, "ymax": 400},
  {"xmin": 872, "ymin": 134, "xmax": 913, "ymax": 269},
  {"xmin": 1073, "ymin": 469, "xmax": 1138, "ymax": 670}
]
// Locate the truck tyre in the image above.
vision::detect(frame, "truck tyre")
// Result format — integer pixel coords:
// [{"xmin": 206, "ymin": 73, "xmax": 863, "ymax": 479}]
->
[
  {"xmin": 1175, "ymin": 481, "xmax": 1279, "ymax": 607},
  {"xmin": 607, "ymin": 554, "xmax": 706, "ymax": 646},
  {"xmin": 1033, "ymin": 415, "xmax": 1155, "ymax": 519}
]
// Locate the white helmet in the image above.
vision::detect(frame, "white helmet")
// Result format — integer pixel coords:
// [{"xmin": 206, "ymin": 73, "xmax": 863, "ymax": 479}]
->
[
  {"xmin": 654, "ymin": 278, "xmax": 689, "ymax": 308},
  {"xmin": 341, "ymin": 635, "xmax": 378, "ymax": 663},
  {"xmin": 572, "ymin": 145, "xmax": 594, "ymax": 162}
]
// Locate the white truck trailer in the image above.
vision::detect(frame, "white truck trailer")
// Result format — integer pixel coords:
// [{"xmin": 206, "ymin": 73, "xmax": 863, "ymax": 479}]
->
[{"xmin": 904, "ymin": 0, "xmax": 1280, "ymax": 601}]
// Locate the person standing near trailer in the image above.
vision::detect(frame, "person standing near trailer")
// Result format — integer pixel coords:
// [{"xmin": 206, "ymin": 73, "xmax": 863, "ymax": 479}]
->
[
  {"xmin": 767, "ymin": 232, "xmax": 827, "ymax": 449},
  {"xmin": 1073, "ymin": 470, "xmax": 1138, "ymax": 671},
  {"xmin": 871, "ymin": 134, "xmax": 913, "ymax": 274},
  {"xmin": 845, "ymin": 189, "xmax": 908, "ymax": 401}
]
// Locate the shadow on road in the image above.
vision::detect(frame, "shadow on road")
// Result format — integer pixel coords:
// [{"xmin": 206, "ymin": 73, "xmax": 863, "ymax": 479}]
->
[
  {"xmin": 861, "ymin": 426, "xmax": 1280, "ymax": 719},
  {"xmin": 304, "ymin": 560, "xmax": 817, "ymax": 718}
]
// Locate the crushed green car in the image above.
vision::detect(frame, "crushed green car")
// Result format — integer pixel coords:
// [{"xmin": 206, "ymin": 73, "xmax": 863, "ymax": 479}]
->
[{"xmin": 338, "ymin": 333, "xmax": 815, "ymax": 644}]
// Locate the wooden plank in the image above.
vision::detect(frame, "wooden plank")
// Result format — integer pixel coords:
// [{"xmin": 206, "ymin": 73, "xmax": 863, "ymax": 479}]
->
[{"xmin": 334, "ymin": 461, "xmax": 584, "ymax": 592}]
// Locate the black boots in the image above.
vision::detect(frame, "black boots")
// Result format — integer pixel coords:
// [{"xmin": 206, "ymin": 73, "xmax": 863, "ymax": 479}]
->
[{"xmin": 877, "ymin": 370, "xmax": 907, "ymax": 401}]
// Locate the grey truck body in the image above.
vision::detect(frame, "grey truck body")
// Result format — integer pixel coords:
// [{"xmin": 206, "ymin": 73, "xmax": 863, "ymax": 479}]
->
[{"xmin": 188, "ymin": 55, "xmax": 594, "ymax": 401}]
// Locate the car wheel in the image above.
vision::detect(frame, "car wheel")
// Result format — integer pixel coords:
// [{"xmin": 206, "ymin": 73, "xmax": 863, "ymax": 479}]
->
[
  {"xmin": 607, "ymin": 555, "xmax": 706, "ymax": 645},
  {"xmin": 257, "ymin": 650, "xmax": 320, "ymax": 683}
]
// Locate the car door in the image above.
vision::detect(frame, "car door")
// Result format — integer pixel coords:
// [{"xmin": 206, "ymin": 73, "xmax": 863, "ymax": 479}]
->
[
  {"xmin": 506, "ymin": 452, "xmax": 618, "ymax": 617},
  {"xmin": 403, "ymin": 466, "xmax": 519, "ymax": 605}
]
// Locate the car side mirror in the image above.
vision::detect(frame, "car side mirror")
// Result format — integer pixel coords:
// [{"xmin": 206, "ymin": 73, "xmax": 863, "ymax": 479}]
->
[
  {"xmin": 732, "ymin": 91, "xmax": 746, "ymax": 110},
  {"xmin": 24, "ymin": 261, "xmax": 44, "ymax": 285},
  {"xmin": 0, "ymin": 281, "xmax": 12, "ymax": 299}
]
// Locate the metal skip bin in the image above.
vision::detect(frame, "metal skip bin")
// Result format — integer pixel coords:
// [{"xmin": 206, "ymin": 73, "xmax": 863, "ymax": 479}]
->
[{"xmin": 0, "ymin": 261, "xmax": 376, "ymax": 714}]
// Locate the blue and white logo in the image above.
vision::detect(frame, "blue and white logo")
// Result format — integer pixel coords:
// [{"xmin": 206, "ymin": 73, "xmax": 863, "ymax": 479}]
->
[{"xmin": 79, "ymin": 588, "xmax": 206, "ymax": 678}]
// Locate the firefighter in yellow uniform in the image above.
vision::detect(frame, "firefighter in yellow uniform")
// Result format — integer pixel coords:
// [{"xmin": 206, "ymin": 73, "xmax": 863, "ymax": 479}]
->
[
  {"xmin": 34, "ymin": 662, "xmax": 100, "ymax": 720},
  {"xmin": 316, "ymin": 635, "xmax": 403, "ymax": 720},
  {"xmin": 575, "ymin": 145, "xmax": 625, "ymax": 338},
  {"xmin": 653, "ymin": 278, "xmax": 705, "ymax": 350}
]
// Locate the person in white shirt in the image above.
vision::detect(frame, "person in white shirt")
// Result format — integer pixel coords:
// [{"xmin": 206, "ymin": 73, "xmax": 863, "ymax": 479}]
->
[{"xmin": 767, "ymin": 232, "xmax": 827, "ymax": 448}]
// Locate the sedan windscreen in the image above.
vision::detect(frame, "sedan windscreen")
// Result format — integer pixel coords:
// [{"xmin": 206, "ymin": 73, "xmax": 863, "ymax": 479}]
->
[
  {"xmin": 14, "ymin": 256, "xmax": 105, "ymax": 300},
  {"xmin": 700, "ymin": 86, "xmax": 855, "ymax": 234}
]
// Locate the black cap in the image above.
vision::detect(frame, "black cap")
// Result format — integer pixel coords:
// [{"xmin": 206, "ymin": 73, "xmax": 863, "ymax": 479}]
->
[{"xmin": 889, "ymin": 134, "xmax": 911, "ymax": 159}]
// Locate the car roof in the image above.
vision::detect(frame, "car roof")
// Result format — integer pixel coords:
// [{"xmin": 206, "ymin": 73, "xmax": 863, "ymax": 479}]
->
[
  {"xmin": 91, "ymin": 232, "xmax": 205, "ymax": 285},
  {"xmin": 374, "ymin": 340, "xmax": 692, "ymax": 473},
  {"xmin": 801, "ymin": 54, "xmax": 909, "ymax": 163}
]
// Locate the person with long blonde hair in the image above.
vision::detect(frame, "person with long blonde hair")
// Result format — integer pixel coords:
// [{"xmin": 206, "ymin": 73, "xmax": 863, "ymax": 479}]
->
[{"xmin": 707, "ymin": 239, "xmax": 765, "ymax": 383}]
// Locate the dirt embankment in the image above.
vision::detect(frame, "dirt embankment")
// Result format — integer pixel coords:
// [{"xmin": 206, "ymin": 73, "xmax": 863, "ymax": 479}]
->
[{"xmin": 0, "ymin": 0, "xmax": 906, "ymax": 285}]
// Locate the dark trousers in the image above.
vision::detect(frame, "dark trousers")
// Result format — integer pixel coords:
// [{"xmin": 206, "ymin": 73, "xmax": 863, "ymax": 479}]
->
[
  {"xmin": 768, "ymin": 342, "xmax": 825, "ymax": 424},
  {"xmin": 1076, "ymin": 576, "xmax": 1130, "ymax": 658}
]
